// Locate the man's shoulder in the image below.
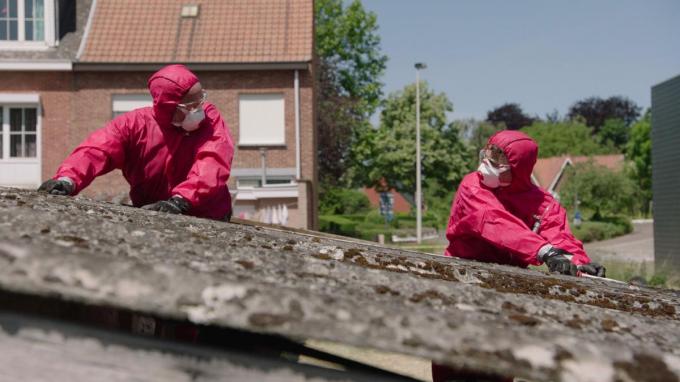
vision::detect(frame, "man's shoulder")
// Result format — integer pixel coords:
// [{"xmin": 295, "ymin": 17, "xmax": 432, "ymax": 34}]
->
[
  {"xmin": 203, "ymin": 103, "xmax": 223, "ymax": 121},
  {"xmin": 460, "ymin": 172, "xmax": 482, "ymax": 189}
]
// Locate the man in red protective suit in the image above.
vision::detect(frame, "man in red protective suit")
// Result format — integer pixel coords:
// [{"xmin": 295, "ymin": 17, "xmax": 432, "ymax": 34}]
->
[
  {"xmin": 38, "ymin": 64, "xmax": 234, "ymax": 221},
  {"xmin": 444, "ymin": 130, "xmax": 605, "ymax": 277},
  {"xmin": 433, "ymin": 130, "xmax": 605, "ymax": 382}
]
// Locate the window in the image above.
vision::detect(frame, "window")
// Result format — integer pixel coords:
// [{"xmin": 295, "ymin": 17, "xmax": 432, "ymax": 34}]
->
[
  {"xmin": 0, "ymin": 0, "xmax": 18, "ymax": 40},
  {"xmin": 0, "ymin": 96, "xmax": 41, "ymax": 187},
  {"xmin": 239, "ymin": 94, "xmax": 285, "ymax": 146},
  {"xmin": 237, "ymin": 177, "xmax": 295, "ymax": 188},
  {"xmin": 1, "ymin": 106, "xmax": 37, "ymax": 158},
  {"xmin": 112, "ymin": 94, "xmax": 152, "ymax": 118},
  {"xmin": 23, "ymin": 0, "xmax": 44, "ymax": 41},
  {"xmin": 0, "ymin": 0, "xmax": 54, "ymax": 46}
]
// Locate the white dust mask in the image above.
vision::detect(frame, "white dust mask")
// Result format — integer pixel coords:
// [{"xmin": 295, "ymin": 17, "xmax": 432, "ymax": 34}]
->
[
  {"xmin": 176, "ymin": 108, "xmax": 205, "ymax": 132},
  {"xmin": 478, "ymin": 159, "xmax": 511, "ymax": 188}
]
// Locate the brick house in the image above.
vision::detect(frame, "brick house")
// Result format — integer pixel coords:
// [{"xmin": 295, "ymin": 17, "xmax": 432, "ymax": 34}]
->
[
  {"xmin": 0, "ymin": 0, "xmax": 318, "ymax": 229},
  {"xmin": 532, "ymin": 154, "xmax": 624, "ymax": 197},
  {"xmin": 362, "ymin": 187, "xmax": 412, "ymax": 214}
]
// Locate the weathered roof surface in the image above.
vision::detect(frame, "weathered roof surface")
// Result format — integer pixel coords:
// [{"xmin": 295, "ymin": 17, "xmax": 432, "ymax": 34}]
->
[
  {"xmin": 1, "ymin": 310, "xmax": 407, "ymax": 382},
  {"xmin": 1, "ymin": 188, "xmax": 680, "ymax": 381},
  {"xmin": 78, "ymin": 0, "xmax": 313, "ymax": 63}
]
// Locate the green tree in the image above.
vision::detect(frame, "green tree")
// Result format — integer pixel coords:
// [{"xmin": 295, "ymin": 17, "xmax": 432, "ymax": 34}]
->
[
  {"xmin": 316, "ymin": 0, "xmax": 387, "ymax": 117},
  {"xmin": 560, "ymin": 161, "xmax": 637, "ymax": 218},
  {"xmin": 523, "ymin": 120, "xmax": 617, "ymax": 158},
  {"xmin": 597, "ymin": 118, "xmax": 629, "ymax": 150},
  {"xmin": 455, "ymin": 118, "xmax": 503, "ymax": 153},
  {"xmin": 315, "ymin": 0, "xmax": 388, "ymax": 186},
  {"xmin": 319, "ymin": 187, "xmax": 370, "ymax": 215},
  {"xmin": 350, "ymin": 81, "xmax": 474, "ymax": 199},
  {"xmin": 625, "ymin": 110, "xmax": 652, "ymax": 214},
  {"xmin": 486, "ymin": 103, "xmax": 535, "ymax": 130},
  {"xmin": 567, "ymin": 96, "xmax": 641, "ymax": 134}
]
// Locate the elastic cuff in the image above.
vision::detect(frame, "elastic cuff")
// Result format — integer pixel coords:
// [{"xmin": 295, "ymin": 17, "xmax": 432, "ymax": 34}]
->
[
  {"xmin": 57, "ymin": 176, "xmax": 74, "ymax": 186},
  {"xmin": 537, "ymin": 244, "xmax": 553, "ymax": 263}
]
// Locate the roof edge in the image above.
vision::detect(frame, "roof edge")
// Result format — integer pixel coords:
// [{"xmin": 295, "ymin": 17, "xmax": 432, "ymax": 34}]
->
[
  {"xmin": 75, "ymin": 0, "xmax": 98, "ymax": 61},
  {"xmin": 73, "ymin": 62, "xmax": 310, "ymax": 71}
]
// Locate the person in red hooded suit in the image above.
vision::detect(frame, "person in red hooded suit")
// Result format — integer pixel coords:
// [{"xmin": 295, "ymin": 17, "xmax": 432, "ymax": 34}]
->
[
  {"xmin": 445, "ymin": 130, "xmax": 605, "ymax": 276},
  {"xmin": 432, "ymin": 130, "xmax": 605, "ymax": 382},
  {"xmin": 38, "ymin": 64, "xmax": 234, "ymax": 221}
]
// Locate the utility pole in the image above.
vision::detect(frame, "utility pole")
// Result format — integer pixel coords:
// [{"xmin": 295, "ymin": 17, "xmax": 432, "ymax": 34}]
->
[{"xmin": 414, "ymin": 62, "xmax": 427, "ymax": 244}]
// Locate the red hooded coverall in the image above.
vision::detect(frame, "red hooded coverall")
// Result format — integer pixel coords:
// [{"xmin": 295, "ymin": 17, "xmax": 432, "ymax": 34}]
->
[
  {"xmin": 434, "ymin": 130, "xmax": 591, "ymax": 382},
  {"xmin": 444, "ymin": 130, "xmax": 590, "ymax": 267},
  {"xmin": 54, "ymin": 65, "xmax": 234, "ymax": 220}
]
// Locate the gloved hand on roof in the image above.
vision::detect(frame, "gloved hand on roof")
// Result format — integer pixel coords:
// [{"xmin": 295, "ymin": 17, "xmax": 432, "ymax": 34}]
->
[
  {"xmin": 539, "ymin": 246, "xmax": 578, "ymax": 276},
  {"xmin": 142, "ymin": 196, "xmax": 190, "ymax": 215},
  {"xmin": 578, "ymin": 262, "xmax": 606, "ymax": 278},
  {"xmin": 38, "ymin": 177, "xmax": 74, "ymax": 196}
]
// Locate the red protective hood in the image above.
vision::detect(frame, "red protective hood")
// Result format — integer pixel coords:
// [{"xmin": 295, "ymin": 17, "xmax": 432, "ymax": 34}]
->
[
  {"xmin": 147, "ymin": 64, "xmax": 199, "ymax": 127},
  {"xmin": 488, "ymin": 130, "xmax": 538, "ymax": 193}
]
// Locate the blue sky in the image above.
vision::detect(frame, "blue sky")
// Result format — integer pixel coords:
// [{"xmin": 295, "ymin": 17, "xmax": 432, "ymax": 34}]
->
[{"xmin": 361, "ymin": 0, "xmax": 680, "ymax": 121}]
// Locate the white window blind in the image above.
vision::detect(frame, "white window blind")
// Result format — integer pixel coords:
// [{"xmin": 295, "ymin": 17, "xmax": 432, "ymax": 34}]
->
[
  {"xmin": 239, "ymin": 93, "xmax": 285, "ymax": 145},
  {"xmin": 112, "ymin": 94, "xmax": 152, "ymax": 118}
]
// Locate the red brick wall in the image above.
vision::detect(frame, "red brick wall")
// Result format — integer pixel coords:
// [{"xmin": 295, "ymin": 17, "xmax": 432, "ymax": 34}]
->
[
  {"xmin": 1, "ymin": 68, "xmax": 318, "ymax": 222},
  {"xmin": 0, "ymin": 72, "xmax": 74, "ymax": 184}
]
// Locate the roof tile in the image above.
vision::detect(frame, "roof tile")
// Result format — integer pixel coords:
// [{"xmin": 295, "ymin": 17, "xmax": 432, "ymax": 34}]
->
[{"xmin": 80, "ymin": 0, "xmax": 313, "ymax": 63}]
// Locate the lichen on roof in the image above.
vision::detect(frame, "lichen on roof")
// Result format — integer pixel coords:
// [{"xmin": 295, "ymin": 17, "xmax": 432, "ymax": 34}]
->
[{"xmin": 1, "ymin": 188, "xmax": 679, "ymax": 382}]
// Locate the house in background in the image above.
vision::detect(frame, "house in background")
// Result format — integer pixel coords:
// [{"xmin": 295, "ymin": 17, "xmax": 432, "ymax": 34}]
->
[
  {"xmin": 362, "ymin": 187, "xmax": 412, "ymax": 214},
  {"xmin": 532, "ymin": 154, "xmax": 624, "ymax": 197},
  {"xmin": 652, "ymin": 74, "xmax": 680, "ymax": 270},
  {"xmin": 0, "ymin": 0, "xmax": 318, "ymax": 229}
]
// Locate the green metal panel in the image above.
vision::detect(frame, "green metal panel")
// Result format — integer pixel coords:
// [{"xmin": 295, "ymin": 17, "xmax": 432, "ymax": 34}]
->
[{"xmin": 652, "ymin": 74, "xmax": 680, "ymax": 269}]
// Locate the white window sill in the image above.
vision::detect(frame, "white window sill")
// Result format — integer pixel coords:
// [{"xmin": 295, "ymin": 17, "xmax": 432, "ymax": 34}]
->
[
  {"xmin": 0, "ymin": 41, "xmax": 56, "ymax": 51},
  {"xmin": 235, "ymin": 184, "xmax": 299, "ymax": 201},
  {"xmin": 0, "ymin": 159, "xmax": 39, "ymax": 163},
  {"xmin": 237, "ymin": 143, "xmax": 287, "ymax": 147}
]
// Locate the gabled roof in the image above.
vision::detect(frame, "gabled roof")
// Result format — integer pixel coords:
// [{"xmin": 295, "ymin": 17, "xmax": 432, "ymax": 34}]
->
[
  {"xmin": 78, "ymin": 0, "xmax": 313, "ymax": 64},
  {"xmin": 533, "ymin": 154, "xmax": 625, "ymax": 191},
  {"xmin": 532, "ymin": 155, "xmax": 570, "ymax": 190},
  {"xmin": 363, "ymin": 187, "xmax": 412, "ymax": 214}
]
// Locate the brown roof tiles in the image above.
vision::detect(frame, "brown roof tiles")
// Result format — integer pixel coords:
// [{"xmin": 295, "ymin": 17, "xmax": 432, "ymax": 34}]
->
[
  {"xmin": 533, "ymin": 154, "xmax": 624, "ymax": 191},
  {"xmin": 79, "ymin": 0, "xmax": 313, "ymax": 63}
]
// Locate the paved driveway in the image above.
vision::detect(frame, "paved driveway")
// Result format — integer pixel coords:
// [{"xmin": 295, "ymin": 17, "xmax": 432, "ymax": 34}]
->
[{"xmin": 584, "ymin": 221, "xmax": 654, "ymax": 263}]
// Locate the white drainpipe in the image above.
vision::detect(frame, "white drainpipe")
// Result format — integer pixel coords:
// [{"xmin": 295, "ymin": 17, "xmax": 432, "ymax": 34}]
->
[{"xmin": 294, "ymin": 70, "xmax": 301, "ymax": 180}]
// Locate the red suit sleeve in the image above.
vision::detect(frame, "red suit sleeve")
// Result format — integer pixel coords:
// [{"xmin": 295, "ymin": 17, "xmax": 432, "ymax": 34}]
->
[
  {"xmin": 535, "ymin": 200, "xmax": 591, "ymax": 265},
  {"xmin": 55, "ymin": 116, "xmax": 128, "ymax": 194},
  {"xmin": 448, "ymin": 184, "xmax": 549, "ymax": 266},
  {"xmin": 171, "ymin": 111, "xmax": 234, "ymax": 211}
]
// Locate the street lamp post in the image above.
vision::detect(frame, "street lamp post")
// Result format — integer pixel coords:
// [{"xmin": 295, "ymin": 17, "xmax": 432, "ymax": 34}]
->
[{"xmin": 415, "ymin": 62, "xmax": 426, "ymax": 244}]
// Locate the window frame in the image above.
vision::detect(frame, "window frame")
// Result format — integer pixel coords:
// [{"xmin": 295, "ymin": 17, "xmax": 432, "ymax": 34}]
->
[
  {"xmin": 236, "ymin": 176, "xmax": 295, "ymax": 189},
  {"xmin": 0, "ymin": 0, "xmax": 55, "ymax": 50},
  {"xmin": 0, "ymin": 102, "xmax": 41, "ymax": 163}
]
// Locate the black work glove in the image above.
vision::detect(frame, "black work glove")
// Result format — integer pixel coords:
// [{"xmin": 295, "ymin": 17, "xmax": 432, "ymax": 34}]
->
[
  {"xmin": 578, "ymin": 262, "xmax": 606, "ymax": 278},
  {"xmin": 38, "ymin": 179, "xmax": 74, "ymax": 196},
  {"xmin": 542, "ymin": 247, "xmax": 578, "ymax": 276},
  {"xmin": 142, "ymin": 196, "xmax": 190, "ymax": 215}
]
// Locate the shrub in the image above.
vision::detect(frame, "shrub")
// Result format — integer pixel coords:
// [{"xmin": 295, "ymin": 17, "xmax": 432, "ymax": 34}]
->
[
  {"xmin": 560, "ymin": 161, "xmax": 637, "ymax": 218},
  {"xmin": 319, "ymin": 215, "xmax": 358, "ymax": 237},
  {"xmin": 319, "ymin": 187, "xmax": 370, "ymax": 215},
  {"xmin": 572, "ymin": 218, "xmax": 631, "ymax": 243}
]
